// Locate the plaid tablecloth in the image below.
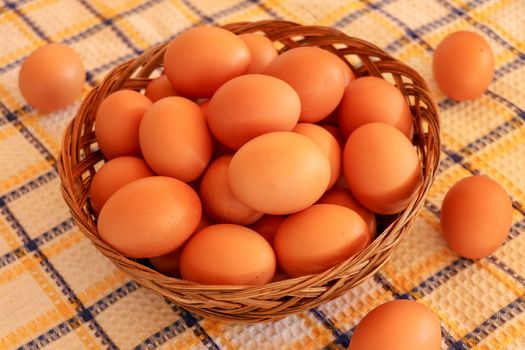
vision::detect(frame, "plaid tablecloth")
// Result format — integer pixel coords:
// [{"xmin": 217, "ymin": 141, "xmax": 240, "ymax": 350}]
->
[{"xmin": 0, "ymin": 0, "xmax": 524, "ymax": 349}]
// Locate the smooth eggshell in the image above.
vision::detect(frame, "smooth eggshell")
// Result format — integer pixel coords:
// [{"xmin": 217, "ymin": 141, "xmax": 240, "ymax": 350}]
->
[
  {"xmin": 264, "ymin": 47, "xmax": 346, "ymax": 123},
  {"xmin": 98, "ymin": 176, "xmax": 202, "ymax": 258},
  {"xmin": 149, "ymin": 212, "xmax": 212, "ymax": 277},
  {"xmin": 163, "ymin": 26, "xmax": 250, "ymax": 98},
  {"xmin": 339, "ymin": 59, "xmax": 355, "ymax": 87},
  {"xmin": 274, "ymin": 204, "xmax": 369, "ymax": 277},
  {"xmin": 433, "ymin": 31, "xmax": 494, "ymax": 101},
  {"xmin": 349, "ymin": 300, "xmax": 441, "ymax": 350},
  {"xmin": 89, "ymin": 156, "xmax": 154, "ymax": 213},
  {"xmin": 180, "ymin": 224, "xmax": 276, "ymax": 285},
  {"xmin": 145, "ymin": 75, "xmax": 179, "ymax": 102},
  {"xmin": 139, "ymin": 96, "xmax": 213, "ymax": 182},
  {"xmin": 293, "ymin": 123, "xmax": 341, "ymax": 189},
  {"xmin": 19, "ymin": 43, "xmax": 85, "ymax": 112},
  {"xmin": 249, "ymin": 215, "xmax": 286, "ymax": 246},
  {"xmin": 343, "ymin": 123, "xmax": 422, "ymax": 215},
  {"xmin": 318, "ymin": 187, "xmax": 376, "ymax": 240},
  {"xmin": 228, "ymin": 132, "xmax": 331, "ymax": 215},
  {"xmin": 208, "ymin": 74, "xmax": 301, "ymax": 149},
  {"xmin": 95, "ymin": 90, "xmax": 152, "ymax": 159},
  {"xmin": 440, "ymin": 176, "xmax": 512, "ymax": 259},
  {"xmin": 199, "ymin": 155, "xmax": 263, "ymax": 225},
  {"xmin": 338, "ymin": 76, "xmax": 413, "ymax": 139},
  {"xmin": 238, "ymin": 33, "xmax": 278, "ymax": 73}
]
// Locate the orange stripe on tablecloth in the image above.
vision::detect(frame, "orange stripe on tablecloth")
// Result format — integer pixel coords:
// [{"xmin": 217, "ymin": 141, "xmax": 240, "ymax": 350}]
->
[
  {"xmin": 0, "ymin": 308, "xmax": 62, "ymax": 349},
  {"xmin": 474, "ymin": 302, "xmax": 525, "ymax": 350},
  {"xmin": 418, "ymin": 296, "xmax": 471, "ymax": 340},
  {"xmin": 76, "ymin": 269, "xmax": 129, "ymax": 305},
  {"xmin": 0, "ymin": 12, "xmax": 46, "ymax": 66},
  {"xmin": 463, "ymin": 0, "xmax": 525, "ymax": 52},
  {"xmin": 291, "ymin": 312, "xmax": 334, "ymax": 350},
  {"xmin": 381, "ymin": 248, "xmax": 457, "ymax": 293},
  {"xmin": 89, "ymin": 0, "xmax": 144, "ymax": 18},
  {"xmin": 0, "ymin": 160, "xmax": 51, "ymax": 193},
  {"xmin": 0, "ymin": 253, "xmax": 98, "ymax": 348},
  {"xmin": 39, "ymin": 229, "xmax": 84, "ymax": 257},
  {"xmin": 169, "ymin": 0, "xmax": 202, "ymax": 24},
  {"xmin": 18, "ymin": 115, "xmax": 61, "ymax": 156},
  {"xmin": 476, "ymin": 260, "xmax": 525, "ymax": 297},
  {"xmin": 320, "ymin": 288, "xmax": 393, "ymax": 332},
  {"xmin": 216, "ymin": 4, "xmax": 269, "ymax": 24}
]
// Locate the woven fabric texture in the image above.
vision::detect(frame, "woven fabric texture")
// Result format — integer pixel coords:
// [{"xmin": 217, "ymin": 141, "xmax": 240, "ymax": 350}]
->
[{"xmin": 0, "ymin": 0, "xmax": 524, "ymax": 349}]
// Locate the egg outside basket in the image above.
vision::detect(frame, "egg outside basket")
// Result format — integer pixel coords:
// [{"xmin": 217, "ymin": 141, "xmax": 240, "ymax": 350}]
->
[{"xmin": 58, "ymin": 20, "xmax": 440, "ymax": 322}]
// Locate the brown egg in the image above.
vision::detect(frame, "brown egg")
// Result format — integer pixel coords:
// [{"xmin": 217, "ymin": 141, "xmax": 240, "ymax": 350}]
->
[
  {"xmin": 89, "ymin": 156, "xmax": 154, "ymax": 214},
  {"xmin": 440, "ymin": 176, "xmax": 512, "ymax": 259},
  {"xmin": 274, "ymin": 204, "xmax": 369, "ymax": 277},
  {"xmin": 149, "ymin": 249, "xmax": 181, "ymax": 277},
  {"xmin": 145, "ymin": 75, "xmax": 179, "ymax": 102},
  {"xmin": 163, "ymin": 26, "xmax": 250, "ymax": 98},
  {"xmin": 318, "ymin": 188, "xmax": 376, "ymax": 240},
  {"xmin": 338, "ymin": 77, "xmax": 413, "ymax": 139},
  {"xmin": 250, "ymin": 215, "xmax": 286, "ymax": 246},
  {"xmin": 264, "ymin": 47, "xmax": 346, "ymax": 123},
  {"xmin": 343, "ymin": 123, "xmax": 422, "ymax": 215},
  {"xmin": 139, "ymin": 96, "xmax": 213, "ymax": 182},
  {"xmin": 95, "ymin": 90, "xmax": 152, "ymax": 159},
  {"xmin": 180, "ymin": 224, "xmax": 276, "ymax": 285},
  {"xmin": 208, "ymin": 74, "xmax": 301, "ymax": 149},
  {"xmin": 98, "ymin": 176, "xmax": 202, "ymax": 258},
  {"xmin": 18, "ymin": 43, "xmax": 85, "ymax": 112},
  {"xmin": 293, "ymin": 123, "xmax": 341, "ymax": 190},
  {"xmin": 148, "ymin": 214, "xmax": 212, "ymax": 277},
  {"xmin": 320, "ymin": 124, "xmax": 345, "ymax": 147},
  {"xmin": 339, "ymin": 59, "xmax": 355, "ymax": 87},
  {"xmin": 199, "ymin": 155, "xmax": 263, "ymax": 225},
  {"xmin": 433, "ymin": 31, "xmax": 494, "ymax": 101},
  {"xmin": 228, "ymin": 132, "xmax": 331, "ymax": 215},
  {"xmin": 350, "ymin": 300, "xmax": 441, "ymax": 350},
  {"xmin": 238, "ymin": 33, "xmax": 278, "ymax": 73},
  {"xmin": 199, "ymin": 99, "xmax": 210, "ymax": 117}
]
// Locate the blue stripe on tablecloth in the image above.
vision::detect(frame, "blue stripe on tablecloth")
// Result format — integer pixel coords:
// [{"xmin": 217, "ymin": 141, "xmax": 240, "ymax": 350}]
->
[
  {"xmin": 1, "ymin": 169, "xmax": 57, "ymax": 204},
  {"xmin": 0, "ymin": 202, "xmax": 119, "ymax": 349},
  {"xmin": 247, "ymin": 0, "xmax": 282, "ymax": 19},
  {"xmin": 132, "ymin": 320, "xmax": 187, "ymax": 350},
  {"xmin": 76, "ymin": 0, "xmax": 143, "ymax": 55},
  {"xmin": 4, "ymin": 0, "xmax": 51, "ymax": 43},
  {"xmin": 180, "ymin": 0, "xmax": 215, "ymax": 23},
  {"xmin": 487, "ymin": 256, "xmax": 525, "ymax": 286},
  {"xmin": 333, "ymin": 0, "xmax": 396, "ymax": 28},
  {"xmin": 0, "ymin": 217, "xmax": 73, "ymax": 268},
  {"xmin": 310, "ymin": 308, "xmax": 351, "ymax": 347},
  {"xmin": 383, "ymin": 0, "xmax": 490, "ymax": 52},
  {"xmin": 17, "ymin": 281, "xmax": 139, "ymax": 350},
  {"xmin": 0, "ymin": 101, "xmax": 57, "ymax": 165},
  {"xmin": 435, "ymin": 0, "xmax": 525, "ymax": 59},
  {"xmin": 164, "ymin": 300, "xmax": 221, "ymax": 350},
  {"xmin": 462, "ymin": 296, "xmax": 525, "ymax": 346}
]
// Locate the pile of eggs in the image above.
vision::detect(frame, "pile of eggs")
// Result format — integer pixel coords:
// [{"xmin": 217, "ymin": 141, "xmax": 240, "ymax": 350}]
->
[{"xmin": 88, "ymin": 25, "xmax": 423, "ymax": 285}]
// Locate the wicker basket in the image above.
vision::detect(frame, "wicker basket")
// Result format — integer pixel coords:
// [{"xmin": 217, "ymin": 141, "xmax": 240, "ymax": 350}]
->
[{"xmin": 58, "ymin": 20, "xmax": 440, "ymax": 322}]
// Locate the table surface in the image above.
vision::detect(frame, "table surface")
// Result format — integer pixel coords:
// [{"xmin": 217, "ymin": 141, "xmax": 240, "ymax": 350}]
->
[{"xmin": 0, "ymin": 0, "xmax": 524, "ymax": 349}]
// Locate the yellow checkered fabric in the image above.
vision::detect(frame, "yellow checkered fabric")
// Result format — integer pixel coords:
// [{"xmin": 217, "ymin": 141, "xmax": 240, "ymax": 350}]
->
[{"xmin": 0, "ymin": 0, "xmax": 524, "ymax": 349}]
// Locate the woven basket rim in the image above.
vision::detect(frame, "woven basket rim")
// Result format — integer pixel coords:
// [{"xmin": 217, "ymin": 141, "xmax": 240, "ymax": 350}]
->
[{"xmin": 58, "ymin": 20, "xmax": 441, "ymax": 322}]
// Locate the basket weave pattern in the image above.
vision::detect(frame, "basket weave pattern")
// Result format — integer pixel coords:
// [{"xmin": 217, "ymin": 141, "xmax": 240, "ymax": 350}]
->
[{"xmin": 58, "ymin": 20, "xmax": 440, "ymax": 322}]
